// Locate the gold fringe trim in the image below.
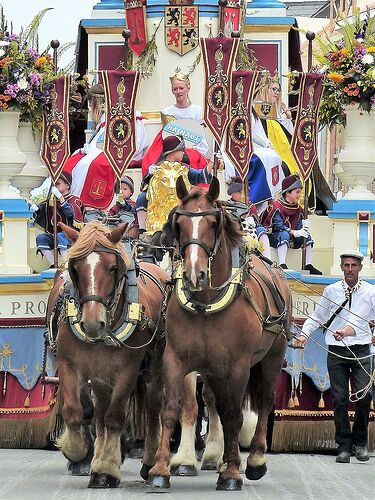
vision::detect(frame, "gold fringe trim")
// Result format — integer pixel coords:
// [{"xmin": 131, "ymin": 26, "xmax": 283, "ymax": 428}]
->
[
  {"xmin": 0, "ymin": 400, "xmax": 59, "ymax": 449},
  {"xmin": 272, "ymin": 421, "xmax": 375, "ymax": 452}
]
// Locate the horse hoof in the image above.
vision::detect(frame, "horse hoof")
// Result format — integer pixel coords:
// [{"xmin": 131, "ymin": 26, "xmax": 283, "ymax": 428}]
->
[
  {"xmin": 201, "ymin": 461, "xmax": 218, "ymax": 471},
  {"xmin": 146, "ymin": 474, "xmax": 170, "ymax": 489},
  {"xmin": 69, "ymin": 454, "xmax": 93, "ymax": 476},
  {"xmin": 140, "ymin": 463, "xmax": 152, "ymax": 481},
  {"xmin": 216, "ymin": 476, "xmax": 243, "ymax": 491},
  {"xmin": 88, "ymin": 473, "xmax": 120, "ymax": 488},
  {"xmin": 245, "ymin": 463, "xmax": 267, "ymax": 481},
  {"xmin": 170, "ymin": 464, "xmax": 198, "ymax": 476}
]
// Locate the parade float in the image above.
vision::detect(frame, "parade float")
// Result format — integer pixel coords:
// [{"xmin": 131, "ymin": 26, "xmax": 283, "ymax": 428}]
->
[{"xmin": 0, "ymin": 0, "xmax": 374, "ymax": 452}]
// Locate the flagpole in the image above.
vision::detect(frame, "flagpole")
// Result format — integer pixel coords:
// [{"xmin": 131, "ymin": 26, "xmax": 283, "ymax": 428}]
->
[
  {"xmin": 302, "ymin": 31, "xmax": 315, "ymax": 270},
  {"xmin": 122, "ymin": 29, "xmax": 131, "ymax": 70},
  {"xmin": 218, "ymin": 0, "xmax": 227, "ymax": 35},
  {"xmin": 51, "ymin": 39, "xmax": 60, "ymax": 269}
]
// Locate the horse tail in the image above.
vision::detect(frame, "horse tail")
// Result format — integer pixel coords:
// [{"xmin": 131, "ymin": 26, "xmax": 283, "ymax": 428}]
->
[
  {"xmin": 124, "ymin": 376, "xmax": 147, "ymax": 442},
  {"xmin": 245, "ymin": 362, "xmax": 263, "ymax": 414}
]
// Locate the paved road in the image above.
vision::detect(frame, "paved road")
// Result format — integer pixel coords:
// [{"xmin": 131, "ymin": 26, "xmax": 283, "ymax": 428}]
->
[{"xmin": 0, "ymin": 449, "xmax": 374, "ymax": 500}]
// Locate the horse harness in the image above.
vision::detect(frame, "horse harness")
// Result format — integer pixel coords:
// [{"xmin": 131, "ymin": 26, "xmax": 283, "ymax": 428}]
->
[
  {"xmin": 50, "ymin": 243, "xmax": 165, "ymax": 348},
  {"xmin": 172, "ymin": 205, "xmax": 288, "ymax": 334}
]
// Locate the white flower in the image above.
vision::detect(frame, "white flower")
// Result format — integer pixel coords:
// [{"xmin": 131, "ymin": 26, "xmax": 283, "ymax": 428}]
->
[
  {"xmin": 362, "ymin": 54, "xmax": 374, "ymax": 65},
  {"xmin": 17, "ymin": 78, "xmax": 28, "ymax": 90},
  {"xmin": 0, "ymin": 41, "xmax": 10, "ymax": 47},
  {"xmin": 0, "ymin": 49, "xmax": 5, "ymax": 57}
]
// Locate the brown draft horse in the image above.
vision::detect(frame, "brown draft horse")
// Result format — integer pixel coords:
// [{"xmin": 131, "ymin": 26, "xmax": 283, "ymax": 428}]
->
[
  {"xmin": 46, "ymin": 221, "xmax": 169, "ymax": 488},
  {"xmin": 148, "ymin": 177, "xmax": 292, "ymax": 491}
]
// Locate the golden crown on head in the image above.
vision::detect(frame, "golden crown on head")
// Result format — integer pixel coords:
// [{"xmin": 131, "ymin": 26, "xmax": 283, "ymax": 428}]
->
[{"xmin": 169, "ymin": 67, "xmax": 191, "ymax": 87}]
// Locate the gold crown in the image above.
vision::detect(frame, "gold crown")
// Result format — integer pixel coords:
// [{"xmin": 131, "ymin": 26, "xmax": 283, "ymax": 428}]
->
[{"xmin": 169, "ymin": 67, "xmax": 190, "ymax": 86}]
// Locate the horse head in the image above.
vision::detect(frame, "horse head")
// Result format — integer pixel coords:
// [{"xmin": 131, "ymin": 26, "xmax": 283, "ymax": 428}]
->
[
  {"xmin": 61, "ymin": 221, "xmax": 129, "ymax": 342},
  {"xmin": 172, "ymin": 176, "xmax": 222, "ymax": 291}
]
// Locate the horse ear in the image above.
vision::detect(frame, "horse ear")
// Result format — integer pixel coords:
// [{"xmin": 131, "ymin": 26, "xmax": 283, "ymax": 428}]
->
[
  {"xmin": 107, "ymin": 223, "xmax": 129, "ymax": 244},
  {"xmin": 206, "ymin": 177, "xmax": 220, "ymax": 202},
  {"xmin": 176, "ymin": 176, "xmax": 189, "ymax": 200},
  {"xmin": 59, "ymin": 222, "xmax": 79, "ymax": 242}
]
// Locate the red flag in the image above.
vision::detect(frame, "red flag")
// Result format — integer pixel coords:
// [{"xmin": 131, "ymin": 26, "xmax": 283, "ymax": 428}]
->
[
  {"xmin": 225, "ymin": 70, "xmax": 258, "ymax": 182},
  {"xmin": 101, "ymin": 70, "xmax": 140, "ymax": 179},
  {"xmin": 141, "ymin": 130, "xmax": 208, "ymax": 178},
  {"xmin": 64, "ymin": 149, "xmax": 116, "ymax": 210},
  {"xmin": 223, "ymin": 5, "xmax": 241, "ymax": 36},
  {"xmin": 200, "ymin": 37, "xmax": 239, "ymax": 144},
  {"xmin": 125, "ymin": 2, "xmax": 147, "ymax": 56},
  {"xmin": 41, "ymin": 76, "xmax": 71, "ymax": 183},
  {"xmin": 290, "ymin": 73, "xmax": 324, "ymax": 182}
]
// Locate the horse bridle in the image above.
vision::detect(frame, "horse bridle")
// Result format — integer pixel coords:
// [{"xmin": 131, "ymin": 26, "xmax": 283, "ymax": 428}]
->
[
  {"xmin": 172, "ymin": 206, "xmax": 223, "ymax": 259},
  {"xmin": 68, "ymin": 246, "xmax": 127, "ymax": 323}
]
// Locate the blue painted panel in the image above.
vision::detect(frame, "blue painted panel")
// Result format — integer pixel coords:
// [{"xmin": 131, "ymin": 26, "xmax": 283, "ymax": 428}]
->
[
  {"xmin": 0, "ymin": 199, "xmax": 32, "ymax": 219},
  {"xmin": 328, "ymin": 199, "xmax": 375, "ymax": 219}
]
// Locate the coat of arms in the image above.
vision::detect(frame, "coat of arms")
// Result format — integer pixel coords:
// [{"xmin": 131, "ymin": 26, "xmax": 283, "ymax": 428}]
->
[{"xmin": 164, "ymin": 3, "xmax": 199, "ymax": 56}]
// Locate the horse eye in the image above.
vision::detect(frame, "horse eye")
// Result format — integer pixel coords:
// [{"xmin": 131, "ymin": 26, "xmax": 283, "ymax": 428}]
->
[{"xmin": 109, "ymin": 265, "xmax": 117, "ymax": 274}]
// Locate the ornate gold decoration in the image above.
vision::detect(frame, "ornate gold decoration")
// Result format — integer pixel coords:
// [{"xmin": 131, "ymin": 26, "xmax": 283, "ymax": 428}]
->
[{"xmin": 146, "ymin": 161, "xmax": 190, "ymax": 233}]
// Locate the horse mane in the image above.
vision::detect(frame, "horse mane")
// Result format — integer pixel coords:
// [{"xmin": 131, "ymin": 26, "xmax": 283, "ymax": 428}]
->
[
  {"xmin": 68, "ymin": 221, "xmax": 130, "ymax": 267},
  {"xmin": 178, "ymin": 188, "xmax": 243, "ymax": 247}
]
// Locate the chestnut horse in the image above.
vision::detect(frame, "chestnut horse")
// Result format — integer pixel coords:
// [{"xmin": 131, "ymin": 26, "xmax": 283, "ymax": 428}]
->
[
  {"xmin": 148, "ymin": 177, "xmax": 291, "ymax": 491},
  {"xmin": 47, "ymin": 221, "xmax": 169, "ymax": 488}
]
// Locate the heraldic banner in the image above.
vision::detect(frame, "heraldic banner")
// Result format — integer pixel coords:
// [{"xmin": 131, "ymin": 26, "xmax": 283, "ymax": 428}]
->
[
  {"xmin": 125, "ymin": 0, "xmax": 147, "ymax": 57},
  {"xmin": 225, "ymin": 70, "xmax": 258, "ymax": 182},
  {"xmin": 200, "ymin": 37, "xmax": 239, "ymax": 144},
  {"xmin": 290, "ymin": 73, "xmax": 324, "ymax": 182},
  {"xmin": 41, "ymin": 76, "xmax": 71, "ymax": 183},
  {"xmin": 101, "ymin": 70, "xmax": 140, "ymax": 179}
]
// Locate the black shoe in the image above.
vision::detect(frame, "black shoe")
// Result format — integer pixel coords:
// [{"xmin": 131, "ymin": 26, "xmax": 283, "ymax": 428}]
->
[
  {"xmin": 280, "ymin": 263, "xmax": 288, "ymax": 269},
  {"xmin": 353, "ymin": 445, "xmax": 369, "ymax": 462},
  {"xmin": 336, "ymin": 451, "xmax": 350, "ymax": 463},
  {"xmin": 304, "ymin": 264, "xmax": 323, "ymax": 275}
]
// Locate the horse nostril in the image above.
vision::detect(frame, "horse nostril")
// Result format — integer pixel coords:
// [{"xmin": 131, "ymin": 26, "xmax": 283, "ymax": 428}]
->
[
  {"xmin": 99, "ymin": 321, "xmax": 106, "ymax": 331},
  {"xmin": 198, "ymin": 271, "xmax": 206, "ymax": 283}
]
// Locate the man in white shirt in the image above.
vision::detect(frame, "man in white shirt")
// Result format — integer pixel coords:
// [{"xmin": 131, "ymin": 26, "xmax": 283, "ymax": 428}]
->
[{"xmin": 295, "ymin": 250, "xmax": 372, "ymax": 463}]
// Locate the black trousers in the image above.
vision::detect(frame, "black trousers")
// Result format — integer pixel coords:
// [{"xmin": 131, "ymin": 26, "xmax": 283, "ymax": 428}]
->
[{"xmin": 327, "ymin": 344, "xmax": 372, "ymax": 452}]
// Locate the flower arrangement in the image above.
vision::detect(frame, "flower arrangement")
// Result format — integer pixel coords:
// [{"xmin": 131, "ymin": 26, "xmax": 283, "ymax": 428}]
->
[
  {"xmin": 0, "ymin": 8, "xmax": 58, "ymax": 129},
  {"xmin": 314, "ymin": 9, "xmax": 375, "ymax": 128}
]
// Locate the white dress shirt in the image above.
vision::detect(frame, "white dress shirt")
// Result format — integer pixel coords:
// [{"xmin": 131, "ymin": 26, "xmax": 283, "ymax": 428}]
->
[{"xmin": 301, "ymin": 279, "xmax": 373, "ymax": 346}]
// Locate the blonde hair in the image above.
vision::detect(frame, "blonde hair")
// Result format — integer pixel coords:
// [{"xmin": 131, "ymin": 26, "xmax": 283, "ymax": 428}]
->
[
  {"xmin": 88, "ymin": 84, "xmax": 105, "ymax": 128},
  {"xmin": 256, "ymin": 75, "xmax": 282, "ymax": 108},
  {"xmin": 68, "ymin": 221, "xmax": 130, "ymax": 268}
]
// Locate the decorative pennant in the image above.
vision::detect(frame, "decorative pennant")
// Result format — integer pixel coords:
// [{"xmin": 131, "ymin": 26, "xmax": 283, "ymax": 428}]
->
[
  {"xmin": 200, "ymin": 37, "xmax": 239, "ymax": 144},
  {"xmin": 41, "ymin": 76, "xmax": 71, "ymax": 183},
  {"xmin": 101, "ymin": 70, "xmax": 140, "ymax": 179},
  {"xmin": 125, "ymin": 0, "xmax": 148, "ymax": 57},
  {"xmin": 290, "ymin": 73, "xmax": 324, "ymax": 182},
  {"xmin": 225, "ymin": 70, "xmax": 259, "ymax": 182},
  {"xmin": 164, "ymin": 4, "xmax": 199, "ymax": 56},
  {"xmin": 223, "ymin": 2, "xmax": 241, "ymax": 37}
]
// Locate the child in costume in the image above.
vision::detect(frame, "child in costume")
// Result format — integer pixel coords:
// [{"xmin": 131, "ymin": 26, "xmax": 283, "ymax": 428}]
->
[
  {"xmin": 226, "ymin": 177, "xmax": 271, "ymax": 259},
  {"xmin": 260, "ymin": 174, "xmax": 322, "ymax": 274}
]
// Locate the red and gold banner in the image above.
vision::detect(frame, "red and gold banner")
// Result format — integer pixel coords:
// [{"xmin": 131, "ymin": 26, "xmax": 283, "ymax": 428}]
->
[
  {"xmin": 290, "ymin": 73, "xmax": 324, "ymax": 182},
  {"xmin": 101, "ymin": 70, "xmax": 140, "ymax": 179},
  {"xmin": 125, "ymin": 1, "xmax": 147, "ymax": 57},
  {"xmin": 225, "ymin": 70, "xmax": 258, "ymax": 182},
  {"xmin": 200, "ymin": 37, "xmax": 239, "ymax": 144},
  {"xmin": 41, "ymin": 76, "xmax": 71, "ymax": 183}
]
